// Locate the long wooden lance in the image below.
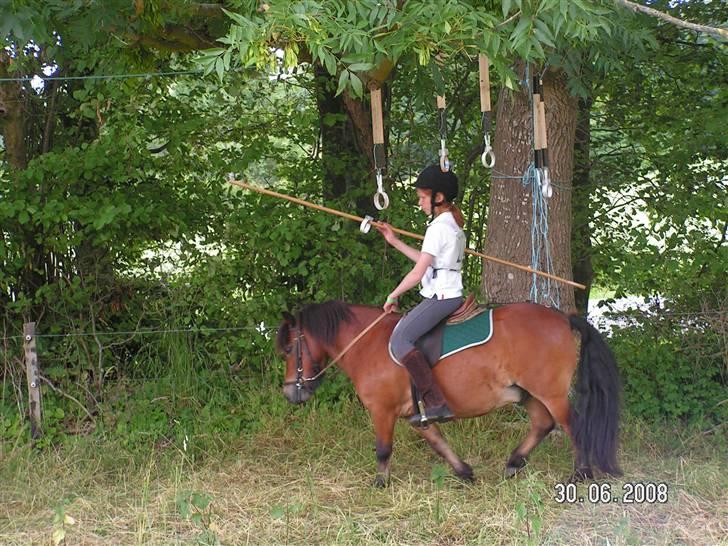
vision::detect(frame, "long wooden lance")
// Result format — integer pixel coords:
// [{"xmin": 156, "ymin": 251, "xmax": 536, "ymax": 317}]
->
[{"xmin": 228, "ymin": 177, "xmax": 586, "ymax": 290}]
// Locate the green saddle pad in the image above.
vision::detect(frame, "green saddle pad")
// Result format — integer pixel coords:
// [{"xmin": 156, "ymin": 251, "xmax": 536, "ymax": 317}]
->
[{"xmin": 441, "ymin": 308, "xmax": 494, "ymax": 359}]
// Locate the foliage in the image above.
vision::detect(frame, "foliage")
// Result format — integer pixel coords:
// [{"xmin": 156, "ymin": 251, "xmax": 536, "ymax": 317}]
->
[
  {"xmin": 210, "ymin": 0, "xmax": 636, "ymax": 96},
  {"xmin": 588, "ymin": 2, "xmax": 727, "ymax": 307},
  {"xmin": 605, "ymin": 306, "xmax": 727, "ymax": 424},
  {"xmin": 176, "ymin": 491, "xmax": 221, "ymax": 546},
  {"xmin": 1, "ymin": 0, "xmax": 726, "ymax": 445}
]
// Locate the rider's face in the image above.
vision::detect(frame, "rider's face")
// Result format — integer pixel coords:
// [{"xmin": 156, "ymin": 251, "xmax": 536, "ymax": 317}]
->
[{"xmin": 416, "ymin": 188, "xmax": 431, "ymax": 215}]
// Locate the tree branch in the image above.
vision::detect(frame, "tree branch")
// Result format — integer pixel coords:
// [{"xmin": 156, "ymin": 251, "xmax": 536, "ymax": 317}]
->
[{"xmin": 614, "ymin": 0, "xmax": 728, "ymax": 40}]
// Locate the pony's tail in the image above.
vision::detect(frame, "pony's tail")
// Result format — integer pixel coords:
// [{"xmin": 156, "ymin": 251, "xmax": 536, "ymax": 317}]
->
[{"xmin": 569, "ymin": 315, "xmax": 622, "ymax": 476}]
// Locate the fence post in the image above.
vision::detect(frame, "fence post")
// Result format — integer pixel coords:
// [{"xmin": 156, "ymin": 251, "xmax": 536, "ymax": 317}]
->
[{"xmin": 23, "ymin": 322, "xmax": 43, "ymax": 439}]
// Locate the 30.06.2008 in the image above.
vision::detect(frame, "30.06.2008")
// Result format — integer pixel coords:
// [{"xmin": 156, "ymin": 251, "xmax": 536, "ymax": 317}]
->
[{"xmin": 554, "ymin": 482, "xmax": 669, "ymax": 504}]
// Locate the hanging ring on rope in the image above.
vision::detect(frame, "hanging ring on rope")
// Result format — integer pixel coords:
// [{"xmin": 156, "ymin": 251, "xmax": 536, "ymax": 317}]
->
[
  {"xmin": 540, "ymin": 167, "xmax": 553, "ymax": 198},
  {"xmin": 360, "ymin": 214, "xmax": 374, "ymax": 234},
  {"xmin": 439, "ymin": 139, "xmax": 450, "ymax": 172},
  {"xmin": 373, "ymin": 170, "xmax": 389, "ymax": 210},
  {"xmin": 481, "ymin": 134, "xmax": 495, "ymax": 168}
]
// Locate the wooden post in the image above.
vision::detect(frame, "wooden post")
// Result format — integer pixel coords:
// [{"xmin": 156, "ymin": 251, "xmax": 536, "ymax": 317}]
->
[
  {"xmin": 478, "ymin": 54, "xmax": 491, "ymax": 113},
  {"xmin": 370, "ymin": 88, "xmax": 385, "ymax": 145},
  {"xmin": 23, "ymin": 322, "xmax": 43, "ymax": 439}
]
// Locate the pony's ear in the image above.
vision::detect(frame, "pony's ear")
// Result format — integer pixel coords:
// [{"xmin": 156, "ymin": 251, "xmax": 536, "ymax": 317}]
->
[{"xmin": 282, "ymin": 311, "xmax": 296, "ymax": 326}]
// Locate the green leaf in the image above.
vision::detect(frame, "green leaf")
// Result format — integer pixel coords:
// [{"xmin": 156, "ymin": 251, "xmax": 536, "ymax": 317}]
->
[
  {"xmin": 430, "ymin": 62, "xmax": 445, "ymax": 96},
  {"xmin": 534, "ymin": 20, "xmax": 555, "ymax": 48},
  {"xmin": 215, "ymin": 56, "xmax": 225, "ymax": 82},
  {"xmin": 322, "ymin": 50, "xmax": 337, "ymax": 75},
  {"xmin": 511, "ymin": 17, "xmax": 531, "ymax": 42},
  {"xmin": 502, "ymin": 0, "xmax": 512, "ymax": 19},
  {"xmin": 349, "ymin": 73, "xmax": 363, "ymax": 98},
  {"xmin": 335, "ymin": 70, "xmax": 350, "ymax": 96},
  {"xmin": 347, "ymin": 62, "xmax": 375, "ymax": 72},
  {"xmin": 222, "ymin": 8, "xmax": 251, "ymax": 28}
]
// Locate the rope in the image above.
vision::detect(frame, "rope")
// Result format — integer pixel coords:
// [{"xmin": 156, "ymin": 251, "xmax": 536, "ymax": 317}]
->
[
  {"xmin": 304, "ymin": 310, "xmax": 390, "ymax": 382},
  {"xmin": 523, "ymin": 63, "xmax": 560, "ymax": 308},
  {"xmin": 521, "ymin": 163, "xmax": 559, "ymax": 308}
]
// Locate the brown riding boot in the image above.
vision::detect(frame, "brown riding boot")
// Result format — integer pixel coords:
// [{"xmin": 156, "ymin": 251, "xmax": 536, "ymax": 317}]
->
[{"xmin": 400, "ymin": 349, "xmax": 454, "ymax": 427}]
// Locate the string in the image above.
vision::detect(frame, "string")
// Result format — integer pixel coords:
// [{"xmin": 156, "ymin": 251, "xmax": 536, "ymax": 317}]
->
[{"xmin": 523, "ymin": 64, "xmax": 560, "ymax": 308}]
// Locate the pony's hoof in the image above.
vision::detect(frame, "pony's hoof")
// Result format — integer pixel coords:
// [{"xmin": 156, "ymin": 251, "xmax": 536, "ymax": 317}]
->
[
  {"xmin": 505, "ymin": 465, "xmax": 524, "ymax": 478},
  {"xmin": 456, "ymin": 464, "xmax": 475, "ymax": 482},
  {"xmin": 373, "ymin": 475, "xmax": 388, "ymax": 488},
  {"xmin": 505, "ymin": 455, "xmax": 527, "ymax": 478},
  {"xmin": 568, "ymin": 468, "xmax": 594, "ymax": 483}
]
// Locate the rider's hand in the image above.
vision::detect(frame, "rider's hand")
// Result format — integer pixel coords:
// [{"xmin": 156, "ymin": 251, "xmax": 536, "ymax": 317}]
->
[
  {"xmin": 383, "ymin": 295, "xmax": 399, "ymax": 313},
  {"xmin": 374, "ymin": 222, "xmax": 398, "ymax": 245}
]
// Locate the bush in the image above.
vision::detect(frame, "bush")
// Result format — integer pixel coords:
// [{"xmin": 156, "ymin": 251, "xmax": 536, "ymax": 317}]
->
[{"xmin": 607, "ymin": 309, "xmax": 726, "ymax": 424}]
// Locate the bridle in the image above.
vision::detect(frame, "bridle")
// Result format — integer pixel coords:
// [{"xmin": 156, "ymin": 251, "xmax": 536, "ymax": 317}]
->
[
  {"xmin": 282, "ymin": 310, "xmax": 391, "ymax": 391},
  {"xmin": 282, "ymin": 325, "xmax": 322, "ymax": 391}
]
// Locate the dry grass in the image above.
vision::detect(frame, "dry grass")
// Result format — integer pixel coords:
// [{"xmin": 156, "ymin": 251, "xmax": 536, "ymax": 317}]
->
[{"xmin": 1, "ymin": 400, "xmax": 726, "ymax": 545}]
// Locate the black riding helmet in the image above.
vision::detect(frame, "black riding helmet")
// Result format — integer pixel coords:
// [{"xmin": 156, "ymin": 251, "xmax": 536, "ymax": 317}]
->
[{"xmin": 414, "ymin": 164, "xmax": 459, "ymax": 211}]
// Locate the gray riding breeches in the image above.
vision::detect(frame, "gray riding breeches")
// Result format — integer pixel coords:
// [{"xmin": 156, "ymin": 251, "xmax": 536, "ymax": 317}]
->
[{"xmin": 390, "ymin": 296, "xmax": 463, "ymax": 361}]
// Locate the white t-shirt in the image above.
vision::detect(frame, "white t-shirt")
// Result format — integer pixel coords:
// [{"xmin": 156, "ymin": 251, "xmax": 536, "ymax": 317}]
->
[{"xmin": 419, "ymin": 211, "xmax": 466, "ymax": 299}]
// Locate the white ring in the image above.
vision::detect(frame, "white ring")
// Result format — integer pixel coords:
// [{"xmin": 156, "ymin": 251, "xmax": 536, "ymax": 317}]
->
[
  {"xmin": 374, "ymin": 191, "xmax": 389, "ymax": 210},
  {"xmin": 360, "ymin": 215, "xmax": 373, "ymax": 234},
  {"xmin": 540, "ymin": 168, "xmax": 552, "ymax": 198},
  {"xmin": 440, "ymin": 154, "xmax": 450, "ymax": 172},
  {"xmin": 481, "ymin": 148, "xmax": 495, "ymax": 168}
]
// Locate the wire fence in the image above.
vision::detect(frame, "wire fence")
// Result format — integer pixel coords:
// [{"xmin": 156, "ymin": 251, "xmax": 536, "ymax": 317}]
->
[{"xmin": 0, "ymin": 324, "xmax": 275, "ymax": 342}]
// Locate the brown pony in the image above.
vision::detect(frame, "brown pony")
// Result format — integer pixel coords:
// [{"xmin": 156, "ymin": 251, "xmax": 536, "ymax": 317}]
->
[{"xmin": 276, "ymin": 300, "xmax": 621, "ymax": 486}]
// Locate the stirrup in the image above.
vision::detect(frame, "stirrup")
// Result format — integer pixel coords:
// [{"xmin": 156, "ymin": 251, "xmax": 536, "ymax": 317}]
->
[
  {"xmin": 409, "ymin": 401, "xmax": 453, "ymax": 428},
  {"xmin": 412, "ymin": 400, "xmax": 430, "ymax": 428}
]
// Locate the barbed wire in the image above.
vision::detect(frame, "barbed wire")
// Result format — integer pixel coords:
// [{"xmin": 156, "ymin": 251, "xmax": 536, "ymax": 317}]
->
[{"xmin": 1, "ymin": 308, "xmax": 722, "ymax": 343}]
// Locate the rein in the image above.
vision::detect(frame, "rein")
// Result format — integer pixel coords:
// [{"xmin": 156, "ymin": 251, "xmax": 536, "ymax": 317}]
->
[{"xmin": 298, "ymin": 310, "xmax": 391, "ymax": 385}]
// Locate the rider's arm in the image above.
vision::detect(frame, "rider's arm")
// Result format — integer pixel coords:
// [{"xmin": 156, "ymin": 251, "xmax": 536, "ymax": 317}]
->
[
  {"xmin": 388, "ymin": 237, "xmax": 421, "ymax": 263},
  {"xmin": 388, "ymin": 251, "xmax": 433, "ymax": 299},
  {"xmin": 375, "ymin": 222, "xmax": 420, "ymax": 263}
]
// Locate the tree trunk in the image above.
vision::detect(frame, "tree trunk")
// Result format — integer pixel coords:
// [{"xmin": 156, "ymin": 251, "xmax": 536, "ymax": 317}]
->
[
  {"xmin": 572, "ymin": 96, "xmax": 594, "ymax": 315},
  {"xmin": 314, "ymin": 66, "xmax": 372, "ymax": 213},
  {"xmin": 482, "ymin": 67, "xmax": 577, "ymax": 312},
  {"xmin": 0, "ymin": 53, "xmax": 28, "ymax": 170}
]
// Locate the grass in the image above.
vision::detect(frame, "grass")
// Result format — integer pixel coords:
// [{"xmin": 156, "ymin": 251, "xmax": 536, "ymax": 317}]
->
[{"xmin": 1, "ymin": 389, "xmax": 727, "ymax": 545}]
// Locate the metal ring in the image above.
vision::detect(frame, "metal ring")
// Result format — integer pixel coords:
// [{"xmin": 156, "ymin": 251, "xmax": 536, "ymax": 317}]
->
[
  {"xmin": 481, "ymin": 147, "xmax": 495, "ymax": 168},
  {"xmin": 373, "ymin": 191, "xmax": 389, "ymax": 210},
  {"xmin": 360, "ymin": 215, "xmax": 373, "ymax": 234},
  {"xmin": 540, "ymin": 168, "xmax": 552, "ymax": 198},
  {"xmin": 439, "ymin": 153, "xmax": 450, "ymax": 172},
  {"xmin": 542, "ymin": 181, "xmax": 553, "ymax": 198}
]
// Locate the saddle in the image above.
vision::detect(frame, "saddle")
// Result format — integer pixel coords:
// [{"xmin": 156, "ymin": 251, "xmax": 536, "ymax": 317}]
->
[
  {"xmin": 389, "ymin": 294, "xmax": 492, "ymax": 368},
  {"xmin": 446, "ymin": 293, "xmax": 479, "ymax": 324}
]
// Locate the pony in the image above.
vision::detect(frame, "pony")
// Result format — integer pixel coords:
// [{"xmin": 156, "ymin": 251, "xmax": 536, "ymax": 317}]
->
[{"xmin": 276, "ymin": 300, "xmax": 621, "ymax": 486}]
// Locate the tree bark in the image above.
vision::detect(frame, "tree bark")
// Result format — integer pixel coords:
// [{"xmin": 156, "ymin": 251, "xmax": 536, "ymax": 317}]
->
[
  {"xmin": 572, "ymin": 95, "xmax": 594, "ymax": 315},
  {"xmin": 0, "ymin": 53, "xmax": 28, "ymax": 171},
  {"xmin": 482, "ymin": 67, "xmax": 577, "ymax": 312}
]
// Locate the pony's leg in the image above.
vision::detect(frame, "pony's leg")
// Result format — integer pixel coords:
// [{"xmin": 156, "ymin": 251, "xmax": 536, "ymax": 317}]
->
[
  {"xmin": 415, "ymin": 424, "xmax": 474, "ymax": 481},
  {"xmin": 372, "ymin": 410, "xmax": 397, "ymax": 488},
  {"xmin": 506, "ymin": 396, "xmax": 555, "ymax": 477},
  {"xmin": 541, "ymin": 396, "xmax": 593, "ymax": 481}
]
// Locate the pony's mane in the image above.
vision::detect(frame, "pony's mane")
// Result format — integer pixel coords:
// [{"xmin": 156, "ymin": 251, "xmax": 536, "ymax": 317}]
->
[{"xmin": 276, "ymin": 300, "xmax": 354, "ymax": 351}]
